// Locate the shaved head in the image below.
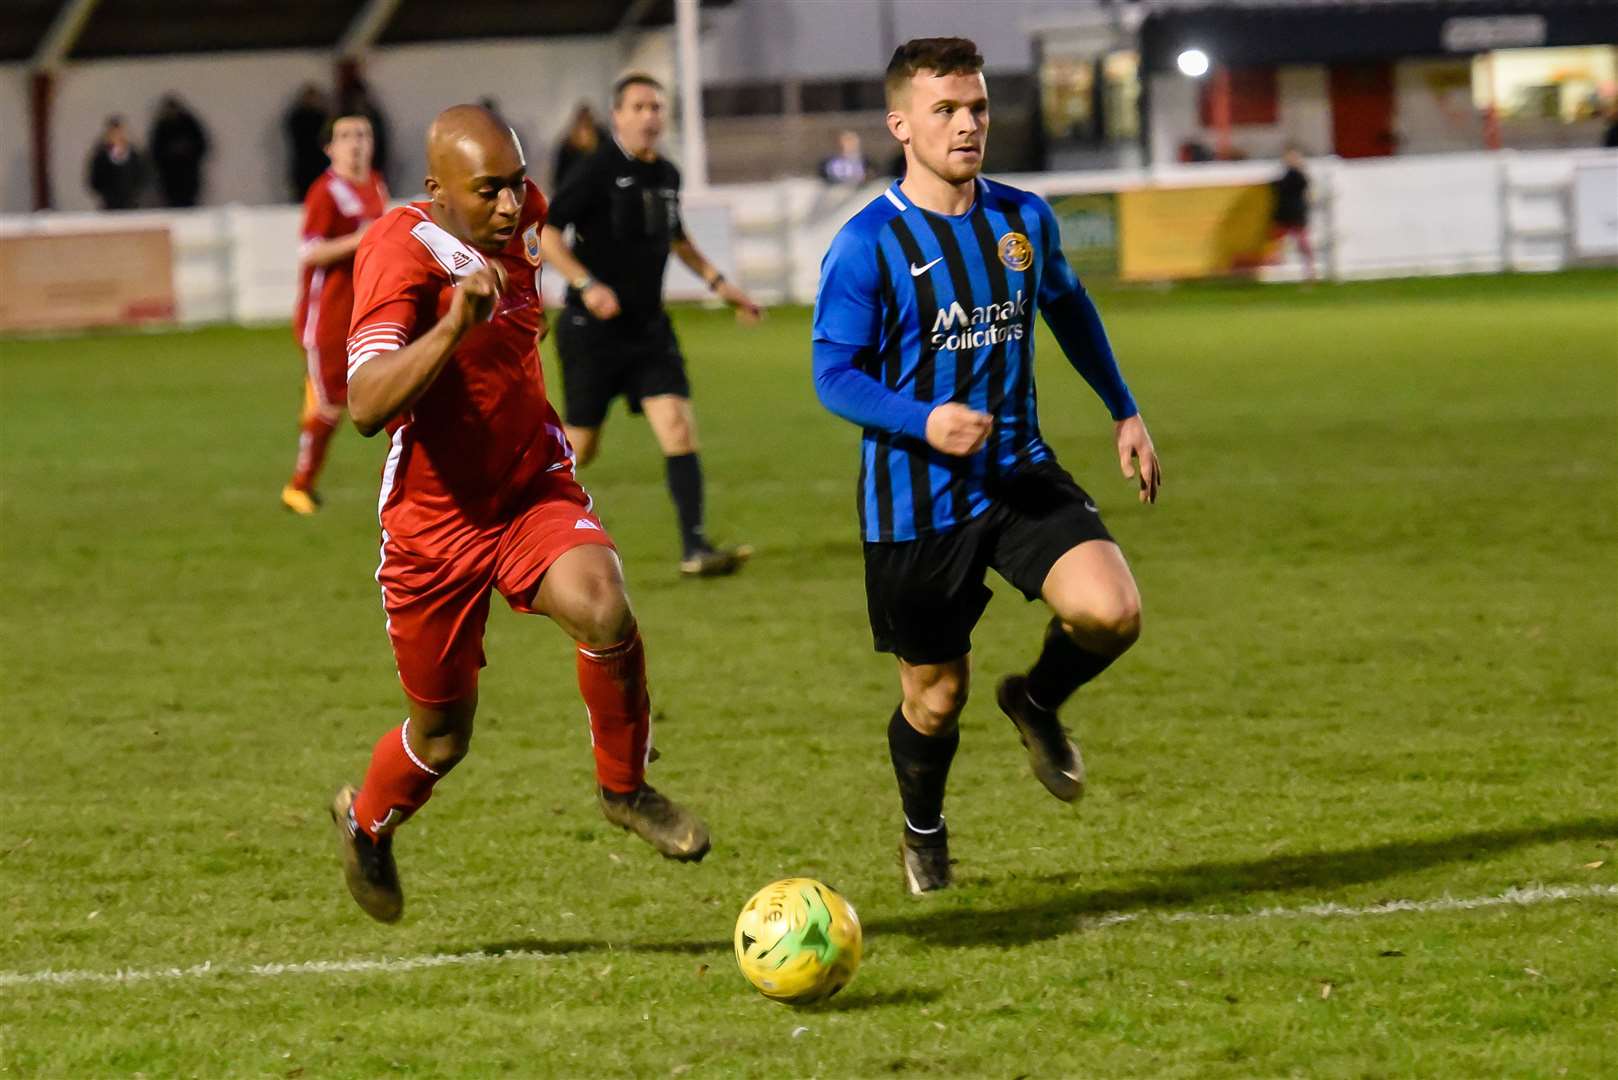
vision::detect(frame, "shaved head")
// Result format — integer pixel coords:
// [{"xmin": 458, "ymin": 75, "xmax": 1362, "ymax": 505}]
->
[
  {"xmin": 427, "ymin": 104, "xmax": 522, "ymax": 178},
  {"xmin": 424, "ymin": 104, "xmax": 527, "ymax": 251}
]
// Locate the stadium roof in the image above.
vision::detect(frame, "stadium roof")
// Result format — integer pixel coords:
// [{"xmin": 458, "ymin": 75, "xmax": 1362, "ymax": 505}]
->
[{"xmin": 1, "ymin": 0, "xmax": 737, "ymax": 62}]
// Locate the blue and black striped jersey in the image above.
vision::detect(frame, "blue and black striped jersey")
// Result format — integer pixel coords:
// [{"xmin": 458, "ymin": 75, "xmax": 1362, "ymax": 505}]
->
[{"xmin": 812, "ymin": 177, "xmax": 1135, "ymax": 543}]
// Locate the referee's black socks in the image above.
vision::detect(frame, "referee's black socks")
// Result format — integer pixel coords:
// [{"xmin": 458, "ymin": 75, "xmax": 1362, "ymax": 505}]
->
[
  {"xmin": 888, "ymin": 705, "xmax": 958, "ymax": 836},
  {"xmin": 1025, "ymin": 616, "xmax": 1118, "ymax": 711},
  {"xmin": 664, "ymin": 452, "xmax": 706, "ymax": 557}
]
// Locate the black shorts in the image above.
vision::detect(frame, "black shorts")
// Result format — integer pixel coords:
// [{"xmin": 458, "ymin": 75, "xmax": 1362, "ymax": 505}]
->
[
  {"xmin": 863, "ymin": 459, "xmax": 1114, "ymax": 665},
  {"xmin": 554, "ymin": 306, "xmax": 690, "ymax": 428}
]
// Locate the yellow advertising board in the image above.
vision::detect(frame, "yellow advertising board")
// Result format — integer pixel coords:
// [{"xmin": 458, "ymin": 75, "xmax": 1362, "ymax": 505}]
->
[
  {"xmin": 1117, "ymin": 184, "xmax": 1275, "ymax": 281},
  {"xmin": 0, "ymin": 228, "xmax": 176, "ymax": 333}
]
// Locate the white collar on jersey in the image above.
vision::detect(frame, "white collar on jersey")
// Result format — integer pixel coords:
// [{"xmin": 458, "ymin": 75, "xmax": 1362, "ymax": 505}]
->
[
  {"xmin": 884, "ymin": 177, "xmax": 986, "ymax": 215},
  {"xmin": 404, "ymin": 208, "xmax": 488, "ymax": 282}
]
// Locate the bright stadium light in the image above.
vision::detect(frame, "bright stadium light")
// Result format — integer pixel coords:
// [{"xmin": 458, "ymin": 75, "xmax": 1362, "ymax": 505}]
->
[{"xmin": 1177, "ymin": 48, "xmax": 1211, "ymax": 77}]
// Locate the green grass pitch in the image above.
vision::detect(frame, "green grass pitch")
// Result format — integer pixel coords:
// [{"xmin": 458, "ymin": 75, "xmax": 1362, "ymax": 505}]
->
[{"xmin": 2, "ymin": 272, "xmax": 1615, "ymax": 1077}]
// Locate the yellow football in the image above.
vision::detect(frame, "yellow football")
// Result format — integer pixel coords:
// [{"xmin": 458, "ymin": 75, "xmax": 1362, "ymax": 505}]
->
[{"xmin": 733, "ymin": 877, "xmax": 862, "ymax": 1005}]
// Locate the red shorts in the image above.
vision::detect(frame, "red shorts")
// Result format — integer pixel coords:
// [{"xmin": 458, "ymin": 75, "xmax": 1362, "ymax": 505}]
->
[
  {"xmin": 376, "ymin": 475, "xmax": 615, "ymax": 705},
  {"xmin": 304, "ymin": 330, "xmax": 350, "ymax": 408}
]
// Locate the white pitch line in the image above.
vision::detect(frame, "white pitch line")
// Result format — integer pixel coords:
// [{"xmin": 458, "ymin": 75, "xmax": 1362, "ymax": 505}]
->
[
  {"xmin": 2, "ymin": 883, "xmax": 1612, "ymax": 990},
  {"xmin": 1084, "ymin": 882, "xmax": 1618, "ymax": 930},
  {"xmin": 0, "ymin": 948, "xmax": 569, "ymax": 989}
]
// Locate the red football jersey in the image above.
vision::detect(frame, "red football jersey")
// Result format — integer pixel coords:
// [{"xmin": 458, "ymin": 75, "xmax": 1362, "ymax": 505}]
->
[
  {"xmin": 293, "ymin": 168, "xmax": 389, "ymax": 351},
  {"xmin": 346, "ymin": 180, "xmax": 568, "ymax": 542}
]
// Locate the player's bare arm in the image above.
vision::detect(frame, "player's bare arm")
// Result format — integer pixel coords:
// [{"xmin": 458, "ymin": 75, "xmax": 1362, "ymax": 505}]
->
[
  {"xmin": 301, "ymin": 229, "xmax": 368, "ymax": 268},
  {"xmin": 348, "ymin": 262, "xmax": 506, "ymax": 436},
  {"xmin": 1115, "ymin": 414, "xmax": 1161, "ymax": 503},
  {"xmin": 539, "ymin": 224, "xmax": 620, "ymax": 320},
  {"xmin": 670, "ymin": 236, "xmax": 762, "ymax": 322}
]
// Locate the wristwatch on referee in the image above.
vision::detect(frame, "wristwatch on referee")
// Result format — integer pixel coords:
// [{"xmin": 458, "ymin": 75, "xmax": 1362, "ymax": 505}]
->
[{"xmin": 704, "ymin": 271, "xmax": 726, "ymax": 292}]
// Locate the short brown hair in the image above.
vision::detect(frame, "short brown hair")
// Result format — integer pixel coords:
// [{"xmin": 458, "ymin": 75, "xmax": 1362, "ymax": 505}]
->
[
  {"xmin": 322, "ymin": 113, "xmax": 371, "ymax": 145},
  {"xmin": 884, "ymin": 37, "xmax": 984, "ymax": 106},
  {"xmin": 613, "ymin": 73, "xmax": 664, "ymax": 108}
]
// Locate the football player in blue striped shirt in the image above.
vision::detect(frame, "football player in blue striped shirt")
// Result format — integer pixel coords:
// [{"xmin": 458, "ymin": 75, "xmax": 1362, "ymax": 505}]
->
[{"xmin": 812, "ymin": 37, "xmax": 1163, "ymax": 894}]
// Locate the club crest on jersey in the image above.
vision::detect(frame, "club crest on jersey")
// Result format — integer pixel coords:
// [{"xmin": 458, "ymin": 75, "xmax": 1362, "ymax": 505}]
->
[
  {"xmin": 998, "ymin": 232, "xmax": 1033, "ymax": 271},
  {"xmin": 522, "ymin": 223, "xmax": 542, "ymax": 266}
]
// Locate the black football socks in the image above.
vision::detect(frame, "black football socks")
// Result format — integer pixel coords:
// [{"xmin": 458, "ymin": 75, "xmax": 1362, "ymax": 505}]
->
[
  {"xmin": 888, "ymin": 705, "xmax": 959, "ymax": 837},
  {"xmin": 1025, "ymin": 617, "xmax": 1117, "ymax": 712},
  {"xmin": 664, "ymin": 451, "xmax": 707, "ymax": 557}
]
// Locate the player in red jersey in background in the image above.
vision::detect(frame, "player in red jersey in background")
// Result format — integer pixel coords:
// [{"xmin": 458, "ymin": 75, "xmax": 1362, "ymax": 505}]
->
[
  {"xmin": 282, "ymin": 114, "xmax": 389, "ymax": 515},
  {"xmin": 330, "ymin": 104, "xmax": 710, "ymax": 923}
]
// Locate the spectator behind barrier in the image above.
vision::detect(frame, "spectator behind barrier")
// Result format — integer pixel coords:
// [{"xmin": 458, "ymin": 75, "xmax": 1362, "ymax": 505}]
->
[
  {"xmin": 149, "ymin": 94, "xmax": 210, "ymax": 207},
  {"xmin": 819, "ymin": 130, "xmax": 872, "ymax": 185},
  {"xmin": 553, "ymin": 102, "xmax": 605, "ymax": 190},
  {"xmin": 87, "ymin": 115, "xmax": 145, "ymax": 210},
  {"xmin": 285, "ymin": 83, "xmax": 330, "ymax": 201}
]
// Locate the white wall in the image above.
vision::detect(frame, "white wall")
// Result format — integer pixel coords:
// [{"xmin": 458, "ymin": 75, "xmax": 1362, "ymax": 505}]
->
[
  {"xmin": 47, "ymin": 49, "xmax": 331, "ymax": 211},
  {"xmin": 1395, "ymin": 59, "xmax": 1487, "ymax": 155},
  {"xmin": 1151, "ymin": 59, "xmax": 1494, "ymax": 165},
  {"xmin": 1150, "ymin": 65, "xmax": 1334, "ymax": 165},
  {"xmin": 1277, "ymin": 65, "xmax": 1332, "ymax": 157},
  {"xmin": 1, "ymin": 64, "xmax": 34, "ymax": 213},
  {"xmin": 702, "ymin": 0, "xmax": 885, "ymax": 83},
  {"xmin": 889, "ymin": 0, "xmax": 1082, "ymax": 72},
  {"xmin": 25, "ymin": 35, "xmax": 675, "ymax": 214},
  {"xmin": 7, "ymin": 148, "xmax": 1613, "ymax": 328},
  {"xmin": 700, "ymin": 0, "xmax": 1070, "ymax": 82},
  {"xmin": 364, "ymin": 34, "xmax": 676, "ymax": 196},
  {"xmin": 1330, "ymin": 153, "xmax": 1505, "ymax": 278}
]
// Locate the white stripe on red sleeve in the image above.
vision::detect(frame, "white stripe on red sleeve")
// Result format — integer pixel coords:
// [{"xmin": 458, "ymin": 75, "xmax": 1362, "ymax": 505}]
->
[
  {"xmin": 347, "ymin": 347, "xmax": 399, "ymax": 379},
  {"xmin": 348, "ymin": 329, "xmax": 408, "ymax": 350}
]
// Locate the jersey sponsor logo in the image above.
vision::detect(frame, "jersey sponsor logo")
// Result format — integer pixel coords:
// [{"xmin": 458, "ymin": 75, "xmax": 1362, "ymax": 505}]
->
[
  {"xmin": 522, "ymin": 223, "xmax": 542, "ymax": 266},
  {"xmin": 909, "ymin": 256, "xmax": 944, "ymax": 277},
  {"xmin": 929, "ymin": 289, "xmax": 1029, "ymax": 352},
  {"xmin": 998, "ymin": 231, "xmax": 1034, "ymax": 271}
]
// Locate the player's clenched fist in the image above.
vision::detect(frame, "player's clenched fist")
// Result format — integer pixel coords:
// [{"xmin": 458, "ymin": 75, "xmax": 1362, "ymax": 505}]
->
[
  {"xmin": 451, "ymin": 262, "xmax": 507, "ymax": 329},
  {"xmin": 925, "ymin": 402, "xmax": 993, "ymax": 457}
]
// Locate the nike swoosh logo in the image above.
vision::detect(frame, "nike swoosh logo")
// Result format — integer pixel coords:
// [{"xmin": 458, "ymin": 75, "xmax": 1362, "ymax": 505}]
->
[
  {"xmin": 1083, "ymin": 501, "xmax": 1098, "ymax": 513},
  {"xmin": 910, "ymin": 257, "xmax": 944, "ymax": 277},
  {"xmin": 615, "ymin": 176, "xmax": 634, "ymax": 188}
]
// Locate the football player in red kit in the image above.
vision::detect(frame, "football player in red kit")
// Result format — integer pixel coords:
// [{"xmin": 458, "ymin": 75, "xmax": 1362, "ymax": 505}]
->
[
  {"xmin": 283, "ymin": 114, "xmax": 389, "ymax": 514},
  {"xmin": 331, "ymin": 104, "xmax": 709, "ymax": 923}
]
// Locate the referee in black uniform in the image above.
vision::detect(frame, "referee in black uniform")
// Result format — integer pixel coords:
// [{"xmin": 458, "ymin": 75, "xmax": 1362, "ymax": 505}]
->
[{"xmin": 541, "ymin": 73, "xmax": 761, "ymax": 577}]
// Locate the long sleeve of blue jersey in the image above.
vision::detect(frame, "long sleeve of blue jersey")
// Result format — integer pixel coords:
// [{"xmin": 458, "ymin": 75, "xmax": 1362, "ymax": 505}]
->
[
  {"xmin": 812, "ymin": 341, "xmax": 933, "ymax": 440},
  {"xmin": 1034, "ymin": 200, "xmax": 1138, "ymax": 421},
  {"xmin": 811, "ymin": 225, "xmax": 933, "ymax": 440}
]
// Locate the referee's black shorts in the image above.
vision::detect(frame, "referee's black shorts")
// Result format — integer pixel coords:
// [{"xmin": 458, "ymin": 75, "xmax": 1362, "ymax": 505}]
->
[
  {"xmin": 863, "ymin": 459, "xmax": 1114, "ymax": 665},
  {"xmin": 554, "ymin": 305, "xmax": 691, "ymax": 428}
]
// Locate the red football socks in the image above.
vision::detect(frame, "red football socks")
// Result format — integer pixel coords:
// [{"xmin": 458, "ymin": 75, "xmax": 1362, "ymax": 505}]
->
[
  {"xmin": 576, "ymin": 632, "xmax": 651, "ymax": 794},
  {"xmin": 350, "ymin": 721, "xmax": 441, "ymax": 840},
  {"xmin": 291, "ymin": 411, "xmax": 338, "ymax": 491}
]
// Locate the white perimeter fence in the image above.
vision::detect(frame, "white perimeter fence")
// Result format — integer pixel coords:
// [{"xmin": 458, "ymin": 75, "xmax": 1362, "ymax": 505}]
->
[{"xmin": 2, "ymin": 148, "xmax": 1615, "ymax": 328}]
